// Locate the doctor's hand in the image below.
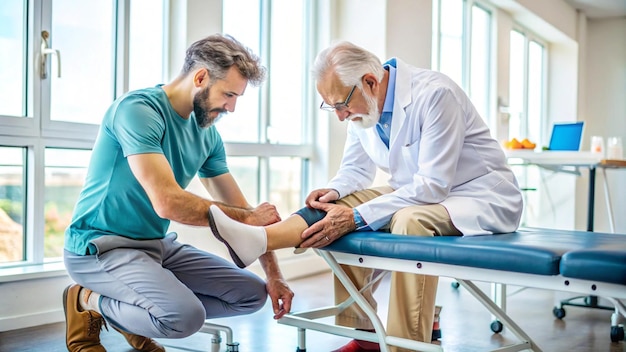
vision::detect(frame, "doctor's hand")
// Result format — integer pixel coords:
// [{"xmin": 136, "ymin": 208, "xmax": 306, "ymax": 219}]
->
[
  {"xmin": 299, "ymin": 202, "xmax": 356, "ymax": 249},
  {"xmin": 305, "ymin": 188, "xmax": 340, "ymax": 206}
]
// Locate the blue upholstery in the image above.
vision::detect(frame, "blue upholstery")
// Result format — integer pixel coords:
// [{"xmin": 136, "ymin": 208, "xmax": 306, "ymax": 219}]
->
[
  {"xmin": 324, "ymin": 228, "xmax": 626, "ymax": 279},
  {"xmin": 561, "ymin": 248, "xmax": 626, "ymax": 285}
]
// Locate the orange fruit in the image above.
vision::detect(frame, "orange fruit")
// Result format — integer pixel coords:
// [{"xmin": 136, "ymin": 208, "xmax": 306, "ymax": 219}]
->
[
  {"xmin": 509, "ymin": 138, "xmax": 522, "ymax": 149},
  {"xmin": 521, "ymin": 139, "xmax": 536, "ymax": 149}
]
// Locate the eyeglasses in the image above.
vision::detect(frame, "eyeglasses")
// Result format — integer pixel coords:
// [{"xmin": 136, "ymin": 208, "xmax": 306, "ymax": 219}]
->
[{"xmin": 319, "ymin": 85, "xmax": 356, "ymax": 112}]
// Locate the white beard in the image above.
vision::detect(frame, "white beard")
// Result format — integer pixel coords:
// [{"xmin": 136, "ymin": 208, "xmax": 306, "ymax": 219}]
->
[{"xmin": 348, "ymin": 92, "xmax": 380, "ymax": 130}]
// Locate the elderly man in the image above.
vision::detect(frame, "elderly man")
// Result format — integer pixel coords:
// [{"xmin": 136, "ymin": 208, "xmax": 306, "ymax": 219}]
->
[{"xmin": 206, "ymin": 40, "xmax": 523, "ymax": 352}]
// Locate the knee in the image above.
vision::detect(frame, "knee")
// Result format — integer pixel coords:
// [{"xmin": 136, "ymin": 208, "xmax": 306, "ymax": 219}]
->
[
  {"xmin": 159, "ymin": 299, "xmax": 207, "ymax": 338},
  {"xmin": 389, "ymin": 208, "xmax": 433, "ymax": 236},
  {"xmin": 233, "ymin": 276, "xmax": 267, "ymax": 314}
]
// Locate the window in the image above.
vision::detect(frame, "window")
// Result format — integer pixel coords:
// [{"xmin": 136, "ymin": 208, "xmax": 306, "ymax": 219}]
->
[
  {"xmin": 435, "ymin": 0, "xmax": 493, "ymax": 126},
  {"xmin": 221, "ymin": 0, "xmax": 315, "ymax": 217},
  {"xmin": 0, "ymin": 1, "xmax": 28, "ymax": 118},
  {"xmin": 128, "ymin": 0, "xmax": 166, "ymax": 91},
  {"xmin": 508, "ymin": 29, "xmax": 546, "ymax": 145},
  {"xmin": 0, "ymin": 0, "xmax": 167, "ymax": 266},
  {"xmin": 49, "ymin": 0, "xmax": 115, "ymax": 124},
  {"xmin": 0, "ymin": 147, "xmax": 25, "ymax": 264}
]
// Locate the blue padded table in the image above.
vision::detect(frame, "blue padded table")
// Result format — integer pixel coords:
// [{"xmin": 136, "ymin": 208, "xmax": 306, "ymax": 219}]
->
[{"xmin": 279, "ymin": 227, "xmax": 626, "ymax": 352}]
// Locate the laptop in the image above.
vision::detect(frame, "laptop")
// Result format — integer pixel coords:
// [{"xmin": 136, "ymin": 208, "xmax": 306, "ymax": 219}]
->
[{"xmin": 548, "ymin": 122, "xmax": 584, "ymax": 151}]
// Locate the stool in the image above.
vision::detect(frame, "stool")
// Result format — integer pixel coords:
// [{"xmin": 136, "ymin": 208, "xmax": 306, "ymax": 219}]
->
[{"xmin": 200, "ymin": 322, "xmax": 239, "ymax": 352}]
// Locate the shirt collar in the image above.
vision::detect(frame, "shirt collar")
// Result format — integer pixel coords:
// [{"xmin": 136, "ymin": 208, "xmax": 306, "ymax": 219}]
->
[{"xmin": 381, "ymin": 62, "xmax": 397, "ymax": 121}]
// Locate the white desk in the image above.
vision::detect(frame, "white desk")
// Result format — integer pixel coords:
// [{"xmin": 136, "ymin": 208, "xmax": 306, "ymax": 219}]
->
[
  {"xmin": 505, "ymin": 150, "xmax": 626, "ymax": 232},
  {"xmin": 505, "ymin": 150, "xmax": 604, "ymax": 166}
]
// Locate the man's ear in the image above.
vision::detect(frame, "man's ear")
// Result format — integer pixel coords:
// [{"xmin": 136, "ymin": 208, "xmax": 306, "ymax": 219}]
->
[
  {"xmin": 194, "ymin": 68, "xmax": 210, "ymax": 87},
  {"xmin": 362, "ymin": 73, "xmax": 378, "ymax": 94}
]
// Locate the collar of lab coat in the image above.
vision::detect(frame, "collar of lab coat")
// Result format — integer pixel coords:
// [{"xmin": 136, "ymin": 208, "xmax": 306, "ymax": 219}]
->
[{"xmin": 388, "ymin": 58, "xmax": 412, "ymax": 148}]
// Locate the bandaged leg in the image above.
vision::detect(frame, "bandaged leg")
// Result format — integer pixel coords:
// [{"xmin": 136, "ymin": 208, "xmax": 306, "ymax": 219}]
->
[{"xmin": 292, "ymin": 207, "xmax": 327, "ymax": 254}]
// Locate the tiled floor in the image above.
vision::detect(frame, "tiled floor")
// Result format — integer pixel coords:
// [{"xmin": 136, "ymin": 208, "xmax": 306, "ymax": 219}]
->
[{"xmin": 1, "ymin": 272, "xmax": 625, "ymax": 352}]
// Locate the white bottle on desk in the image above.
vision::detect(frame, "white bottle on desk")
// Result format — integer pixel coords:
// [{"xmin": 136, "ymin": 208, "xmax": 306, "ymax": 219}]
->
[
  {"xmin": 590, "ymin": 136, "xmax": 605, "ymax": 157},
  {"xmin": 606, "ymin": 137, "xmax": 623, "ymax": 160}
]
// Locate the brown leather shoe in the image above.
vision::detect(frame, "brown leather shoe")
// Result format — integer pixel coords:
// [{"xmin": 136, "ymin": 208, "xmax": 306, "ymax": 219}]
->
[
  {"xmin": 63, "ymin": 284, "xmax": 107, "ymax": 352},
  {"xmin": 112, "ymin": 326, "xmax": 165, "ymax": 352}
]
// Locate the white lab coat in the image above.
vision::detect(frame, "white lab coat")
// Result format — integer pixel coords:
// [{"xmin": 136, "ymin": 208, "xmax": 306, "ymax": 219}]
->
[{"xmin": 327, "ymin": 59, "xmax": 523, "ymax": 235}]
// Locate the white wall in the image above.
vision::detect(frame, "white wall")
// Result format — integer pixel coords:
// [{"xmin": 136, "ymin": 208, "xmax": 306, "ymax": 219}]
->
[
  {"xmin": 491, "ymin": 0, "xmax": 578, "ymax": 42},
  {"xmin": 494, "ymin": 8, "xmax": 514, "ymax": 144},
  {"xmin": 576, "ymin": 17, "xmax": 626, "ymax": 233},
  {"xmin": 386, "ymin": 0, "xmax": 433, "ymax": 69},
  {"xmin": 0, "ymin": 274, "xmax": 73, "ymax": 331}
]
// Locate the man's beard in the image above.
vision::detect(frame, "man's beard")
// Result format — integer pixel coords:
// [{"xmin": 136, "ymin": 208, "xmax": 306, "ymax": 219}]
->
[
  {"xmin": 348, "ymin": 92, "xmax": 380, "ymax": 129},
  {"xmin": 193, "ymin": 86, "xmax": 227, "ymax": 128}
]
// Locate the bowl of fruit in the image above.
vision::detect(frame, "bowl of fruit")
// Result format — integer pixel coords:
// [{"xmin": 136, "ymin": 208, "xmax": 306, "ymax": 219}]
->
[{"xmin": 504, "ymin": 138, "xmax": 536, "ymax": 150}]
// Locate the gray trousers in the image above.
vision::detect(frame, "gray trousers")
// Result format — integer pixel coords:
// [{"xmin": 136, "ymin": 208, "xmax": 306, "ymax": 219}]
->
[{"xmin": 64, "ymin": 232, "xmax": 267, "ymax": 338}]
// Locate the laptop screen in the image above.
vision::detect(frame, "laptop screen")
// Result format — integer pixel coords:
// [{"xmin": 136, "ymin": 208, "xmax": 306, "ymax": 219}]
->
[{"xmin": 548, "ymin": 122, "xmax": 584, "ymax": 151}]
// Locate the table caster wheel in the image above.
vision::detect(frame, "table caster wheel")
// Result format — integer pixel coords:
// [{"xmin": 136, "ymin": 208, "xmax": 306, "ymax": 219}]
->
[
  {"xmin": 490, "ymin": 320, "xmax": 503, "ymax": 333},
  {"xmin": 553, "ymin": 306, "xmax": 566, "ymax": 319},
  {"xmin": 610, "ymin": 325, "xmax": 624, "ymax": 342}
]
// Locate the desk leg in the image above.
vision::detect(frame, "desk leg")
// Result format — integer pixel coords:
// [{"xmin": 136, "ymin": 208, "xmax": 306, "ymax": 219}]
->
[
  {"xmin": 587, "ymin": 166, "xmax": 596, "ymax": 232},
  {"xmin": 601, "ymin": 168, "xmax": 616, "ymax": 233}
]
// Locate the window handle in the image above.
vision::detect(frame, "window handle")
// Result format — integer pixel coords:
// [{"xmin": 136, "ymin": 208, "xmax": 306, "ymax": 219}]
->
[{"xmin": 40, "ymin": 30, "xmax": 61, "ymax": 79}]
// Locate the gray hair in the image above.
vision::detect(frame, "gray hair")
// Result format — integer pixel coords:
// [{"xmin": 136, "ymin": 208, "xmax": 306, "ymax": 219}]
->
[
  {"xmin": 312, "ymin": 41, "xmax": 385, "ymax": 88},
  {"xmin": 182, "ymin": 34, "xmax": 266, "ymax": 86}
]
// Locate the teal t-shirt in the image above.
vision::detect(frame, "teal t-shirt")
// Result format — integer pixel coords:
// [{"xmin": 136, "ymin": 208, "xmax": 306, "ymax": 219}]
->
[{"xmin": 64, "ymin": 85, "xmax": 228, "ymax": 255}]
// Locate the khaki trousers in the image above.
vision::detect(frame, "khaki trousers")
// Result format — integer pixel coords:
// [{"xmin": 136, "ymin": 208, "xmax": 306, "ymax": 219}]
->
[{"xmin": 335, "ymin": 186, "xmax": 462, "ymax": 352}]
